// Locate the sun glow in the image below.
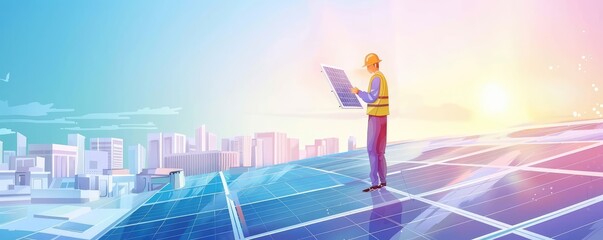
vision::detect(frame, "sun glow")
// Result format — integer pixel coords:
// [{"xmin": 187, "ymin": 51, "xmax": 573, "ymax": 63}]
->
[{"xmin": 480, "ymin": 83, "xmax": 510, "ymax": 115}]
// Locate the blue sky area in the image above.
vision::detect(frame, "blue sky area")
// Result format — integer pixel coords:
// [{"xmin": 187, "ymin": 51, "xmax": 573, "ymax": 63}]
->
[{"xmin": 0, "ymin": 1, "xmax": 323, "ymax": 149}]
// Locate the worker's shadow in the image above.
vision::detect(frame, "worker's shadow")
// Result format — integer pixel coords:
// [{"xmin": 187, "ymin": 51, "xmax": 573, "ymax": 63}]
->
[{"xmin": 368, "ymin": 188, "xmax": 404, "ymax": 239}]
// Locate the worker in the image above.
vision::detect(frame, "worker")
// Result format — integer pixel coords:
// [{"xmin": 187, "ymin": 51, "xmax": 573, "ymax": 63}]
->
[{"xmin": 351, "ymin": 53, "xmax": 389, "ymax": 192}]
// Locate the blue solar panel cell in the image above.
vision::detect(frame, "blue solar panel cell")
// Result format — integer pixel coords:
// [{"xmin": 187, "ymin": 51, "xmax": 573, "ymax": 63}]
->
[
  {"xmin": 321, "ymin": 65, "xmax": 363, "ymax": 109},
  {"xmin": 526, "ymin": 199, "xmax": 603, "ymax": 239},
  {"xmin": 492, "ymin": 234, "xmax": 531, "ymax": 240},
  {"xmin": 386, "ymin": 164, "xmax": 504, "ymax": 195},
  {"xmin": 533, "ymin": 144, "xmax": 603, "ymax": 172},
  {"xmin": 425, "ymin": 170, "xmax": 603, "ymax": 225},
  {"xmin": 261, "ymin": 193, "xmax": 499, "ymax": 240},
  {"xmin": 449, "ymin": 143, "xmax": 593, "ymax": 166}
]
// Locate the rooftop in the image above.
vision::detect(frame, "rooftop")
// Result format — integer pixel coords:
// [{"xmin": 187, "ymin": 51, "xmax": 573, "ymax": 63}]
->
[{"xmin": 3, "ymin": 119, "xmax": 603, "ymax": 239}]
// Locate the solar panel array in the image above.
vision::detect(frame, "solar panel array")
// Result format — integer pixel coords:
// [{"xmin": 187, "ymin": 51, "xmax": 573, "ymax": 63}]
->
[
  {"xmin": 321, "ymin": 65, "xmax": 363, "ymax": 109},
  {"xmin": 98, "ymin": 121, "xmax": 603, "ymax": 240}
]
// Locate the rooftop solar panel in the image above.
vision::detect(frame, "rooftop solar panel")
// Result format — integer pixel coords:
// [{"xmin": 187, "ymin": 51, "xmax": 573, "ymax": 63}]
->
[
  {"xmin": 424, "ymin": 170, "xmax": 603, "ymax": 225},
  {"xmin": 387, "ymin": 165, "xmax": 506, "ymax": 195},
  {"xmin": 48, "ymin": 120, "xmax": 600, "ymax": 239},
  {"xmin": 508, "ymin": 123, "xmax": 601, "ymax": 138},
  {"xmin": 448, "ymin": 143, "xmax": 594, "ymax": 166},
  {"xmin": 404, "ymin": 145, "xmax": 496, "ymax": 163},
  {"xmin": 533, "ymin": 144, "xmax": 603, "ymax": 172},
  {"xmin": 321, "ymin": 64, "xmax": 363, "ymax": 109},
  {"xmin": 526, "ymin": 198, "xmax": 603, "ymax": 239}
]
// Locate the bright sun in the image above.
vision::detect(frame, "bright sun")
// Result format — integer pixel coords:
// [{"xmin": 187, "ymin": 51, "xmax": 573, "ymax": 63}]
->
[{"xmin": 480, "ymin": 83, "xmax": 509, "ymax": 115}]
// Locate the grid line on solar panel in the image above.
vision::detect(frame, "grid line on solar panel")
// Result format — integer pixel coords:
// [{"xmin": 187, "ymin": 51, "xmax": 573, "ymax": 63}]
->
[
  {"xmin": 225, "ymin": 167, "xmax": 359, "ymax": 207},
  {"xmin": 384, "ymin": 144, "xmax": 500, "ymax": 163},
  {"xmin": 295, "ymin": 157, "xmax": 365, "ymax": 169},
  {"xmin": 103, "ymin": 209, "xmax": 234, "ymax": 240},
  {"xmin": 297, "ymin": 165, "xmax": 554, "ymax": 239},
  {"xmin": 321, "ymin": 65, "xmax": 362, "ymax": 108},
  {"xmin": 144, "ymin": 183, "xmax": 224, "ymax": 206},
  {"xmin": 116, "ymin": 193, "xmax": 228, "ymax": 228},
  {"xmin": 302, "ymin": 164, "xmax": 498, "ymax": 199},
  {"xmin": 523, "ymin": 166, "xmax": 603, "ymax": 177},
  {"xmin": 446, "ymin": 143, "xmax": 594, "ymax": 166},
  {"xmin": 225, "ymin": 166, "xmax": 325, "ymax": 187},
  {"xmin": 387, "ymin": 165, "xmax": 506, "ymax": 195},
  {"xmin": 532, "ymin": 144, "xmax": 603, "ymax": 173},
  {"xmin": 446, "ymin": 142, "xmax": 600, "ymax": 169},
  {"xmin": 475, "ymin": 184, "xmax": 603, "ymax": 239},
  {"xmin": 424, "ymin": 170, "xmax": 603, "ymax": 227},
  {"xmin": 508, "ymin": 123, "xmax": 601, "ymax": 138},
  {"xmin": 395, "ymin": 160, "xmax": 603, "ymax": 180},
  {"xmin": 551, "ymin": 224, "xmax": 598, "ymax": 240},
  {"xmin": 240, "ymin": 180, "xmax": 409, "ymax": 237},
  {"xmin": 246, "ymin": 191, "xmax": 413, "ymax": 239},
  {"xmin": 382, "ymin": 185, "xmax": 549, "ymax": 239},
  {"xmin": 253, "ymin": 194, "xmax": 506, "ymax": 240},
  {"xmin": 384, "ymin": 145, "xmax": 518, "ymax": 173},
  {"xmin": 239, "ymin": 184, "xmax": 344, "ymax": 208}
]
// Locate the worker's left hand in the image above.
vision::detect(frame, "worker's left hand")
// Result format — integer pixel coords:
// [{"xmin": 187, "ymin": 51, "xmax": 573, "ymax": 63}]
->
[{"xmin": 351, "ymin": 87, "xmax": 359, "ymax": 94}]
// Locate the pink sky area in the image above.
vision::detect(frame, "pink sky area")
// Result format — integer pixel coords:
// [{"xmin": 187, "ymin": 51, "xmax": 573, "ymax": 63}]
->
[{"xmin": 241, "ymin": 1, "xmax": 603, "ymax": 148}]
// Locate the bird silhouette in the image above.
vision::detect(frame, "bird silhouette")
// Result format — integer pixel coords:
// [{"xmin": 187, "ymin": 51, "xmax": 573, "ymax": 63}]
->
[{"xmin": 1, "ymin": 73, "xmax": 9, "ymax": 82}]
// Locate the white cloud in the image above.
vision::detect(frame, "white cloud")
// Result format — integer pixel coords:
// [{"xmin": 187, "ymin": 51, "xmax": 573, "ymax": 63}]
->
[
  {"xmin": 0, "ymin": 100, "xmax": 73, "ymax": 117},
  {"xmin": 0, "ymin": 128, "xmax": 15, "ymax": 135},
  {"xmin": 62, "ymin": 122, "xmax": 157, "ymax": 131},
  {"xmin": 0, "ymin": 118, "xmax": 76, "ymax": 124},
  {"xmin": 67, "ymin": 107, "xmax": 182, "ymax": 120}
]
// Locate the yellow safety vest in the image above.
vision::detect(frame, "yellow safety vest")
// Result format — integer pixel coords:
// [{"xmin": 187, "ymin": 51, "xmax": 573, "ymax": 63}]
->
[{"xmin": 366, "ymin": 71, "xmax": 389, "ymax": 116}]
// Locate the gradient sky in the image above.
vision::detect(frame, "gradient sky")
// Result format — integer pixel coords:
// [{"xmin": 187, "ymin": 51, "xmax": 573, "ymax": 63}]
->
[{"xmin": 1, "ymin": 1, "xmax": 602, "ymax": 150}]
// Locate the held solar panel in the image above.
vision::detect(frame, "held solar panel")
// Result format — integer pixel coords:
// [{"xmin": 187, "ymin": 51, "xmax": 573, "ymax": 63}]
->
[{"xmin": 321, "ymin": 64, "xmax": 363, "ymax": 109}]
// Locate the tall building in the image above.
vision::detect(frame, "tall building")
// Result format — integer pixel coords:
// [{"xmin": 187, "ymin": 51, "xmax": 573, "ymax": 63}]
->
[
  {"xmin": 348, "ymin": 136, "xmax": 357, "ymax": 151},
  {"xmin": 85, "ymin": 150, "xmax": 109, "ymax": 175},
  {"xmin": 3, "ymin": 151, "xmax": 16, "ymax": 164},
  {"xmin": 221, "ymin": 138, "xmax": 231, "ymax": 151},
  {"xmin": 16, "ymin": 132, "xmax": 27, "ymax": 156},
  {"xmin": 324, "ymin": 138, "xmax": 339, "ymax": 155},
  {"xmin": 288, "ymin": 138, "xmax": 300, "ymax": 162},
  {"xmin": 164, "ymin": 151, "xmax": 239, "ymax": 176},
  {"xmin": 147, "ymin": 133, "xmax": 163, "ymax": 168},
  {"xmin": 195, "ymin": 125, "xmax": 207, "ymax": 152},
  {"xmin": 299, "ymin": 149, "xmax": 307, "ymax": 160},
  {"xmin": 128, "ymin": 144, "xmax": 146, "ymax": 175},
  {"xmin": 305, "ymin": 145, "xmax": 317, "ymax": 158},
  {"xmin": 315, "ymin": 139, "xmax": 326, "ymax": 156},
  {"xmin": 29, "ymin": 144, "xmax": 78, "ymax": 178},
  {"xmin": 252, "ymin": 138, "xmax": 263, "ymax": 167},
  {"xmin": 254, "ymin": 132, "xmax": 288, "ymax": 166},
  {"xmin": 10, "ymin": 156, "xmax": 45, "ymax": 171},
  {"xmin": 207, "ymin": 132, "xmax": 218, "ymax": 151},
  {"xmin": 162, "ymin": 133, "xmax": 186, "ymax": 157},
  {"xmin": 90, "ymin": 138, "xmax": 124, "ymax": 169},
  {"xmin": 233, "ymin": 136, "xmax": 252, "ymax": 167},
  {"xmin": 186, "ymin": 137, "xmax": 196, "ymax": 153},
  {"xmin": 68, "ymin": 134, "xmax": 86, "ymax": 174}
]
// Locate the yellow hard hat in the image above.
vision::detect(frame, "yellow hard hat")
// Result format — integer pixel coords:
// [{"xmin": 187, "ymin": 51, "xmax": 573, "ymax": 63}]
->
[{"xmin": 363, "ymin": 53, "xmax": 382, "ymax": 67}]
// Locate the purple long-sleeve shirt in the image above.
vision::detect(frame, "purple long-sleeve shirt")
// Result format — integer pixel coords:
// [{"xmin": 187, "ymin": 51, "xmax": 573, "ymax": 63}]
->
[{"xmin": 358, "ymin": 77, "xmax": 381, "ymax": 103}]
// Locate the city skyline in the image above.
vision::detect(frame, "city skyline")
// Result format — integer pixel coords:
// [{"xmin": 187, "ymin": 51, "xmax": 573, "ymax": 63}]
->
[{"xmin": 1, "ymin": 124, "xmax": 349, "ymax": 175}]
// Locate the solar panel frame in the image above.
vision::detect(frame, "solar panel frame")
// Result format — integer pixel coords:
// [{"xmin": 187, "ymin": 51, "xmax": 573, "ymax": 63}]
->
[{"xmin": 320, "ymin": 64, "xmax": 363, "ymax": 109}]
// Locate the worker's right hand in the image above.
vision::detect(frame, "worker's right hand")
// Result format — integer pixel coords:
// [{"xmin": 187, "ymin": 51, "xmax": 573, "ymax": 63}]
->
[{"xmin": 351, "ymin": 87, "xmax": 359, "ymax": 94}]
